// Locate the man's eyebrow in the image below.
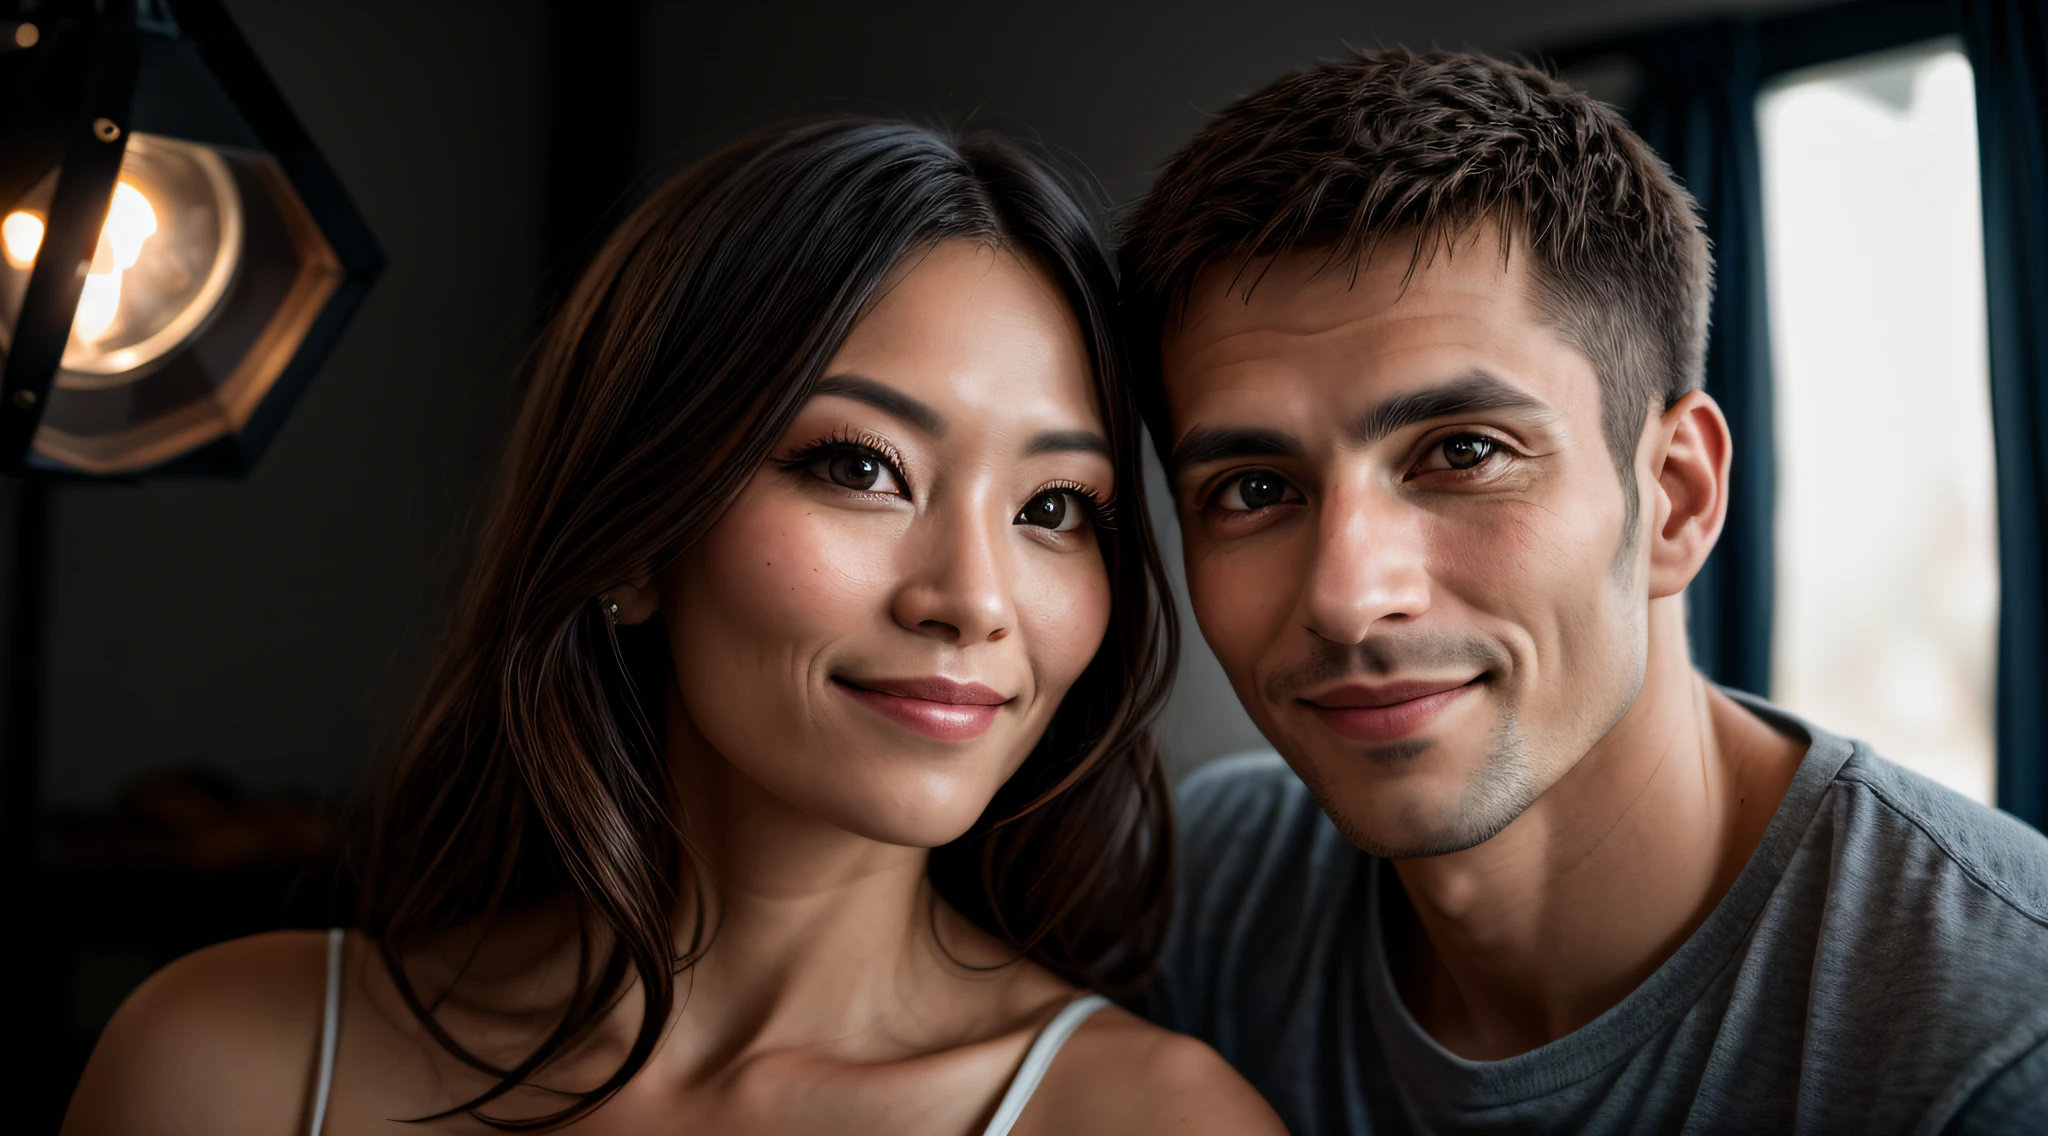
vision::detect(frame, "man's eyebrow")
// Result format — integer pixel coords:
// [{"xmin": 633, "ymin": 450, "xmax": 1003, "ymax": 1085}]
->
[
  {"xmin": 1168, "ymin": 426, "xmax": 1305, "ymax": 476},
  {"xmin": 1026, "ymin": 429, "xmax": 1113, "ymax": 458},
  {"xmin": 813, "ymin": 374, "xmax": 946, "ymax": 437},
  {"xmin": 1348, "ymin": 371, "xmax": 1554, "ymax": 448}
]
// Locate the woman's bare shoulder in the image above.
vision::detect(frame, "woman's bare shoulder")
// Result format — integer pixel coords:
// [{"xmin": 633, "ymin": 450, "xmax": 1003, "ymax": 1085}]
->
[
  {"xmin": 1022, "ymin": 1003, "xmax": 1288, "ymax": 1135},
  {"xmin": 61, "ymin": 929, "xmax": 333, "ymax": 1136}
]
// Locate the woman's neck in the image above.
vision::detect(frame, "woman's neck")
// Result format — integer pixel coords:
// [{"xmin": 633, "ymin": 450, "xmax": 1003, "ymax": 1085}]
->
[
  {"xmin": 652, "ymin": 703, "xmax": 1014, "ymax": 1071},
  {"xmin": 373, "ymin": 704, "xmax": 1045, "ymax": 1119}
]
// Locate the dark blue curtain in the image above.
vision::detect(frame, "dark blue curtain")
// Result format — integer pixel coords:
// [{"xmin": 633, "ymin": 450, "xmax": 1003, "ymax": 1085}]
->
[
  {"xmin": 1626, "ymin": 21, "xmax": 1777, "ymax": 697},
  {"xmin": 1960, "ymin": 0, "xmax": 2048, "ymax": 831}
]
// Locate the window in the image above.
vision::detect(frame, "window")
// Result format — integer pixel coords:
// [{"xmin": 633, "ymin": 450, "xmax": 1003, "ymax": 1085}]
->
[{"xmin": 1759, "ymin": 41, "xmax": 1998, "ymax": 802}]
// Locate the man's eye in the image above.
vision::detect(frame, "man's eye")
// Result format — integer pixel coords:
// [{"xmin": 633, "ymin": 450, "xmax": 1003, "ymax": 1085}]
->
[
  {"xmin": 1016, "ymin": 490, "xmax": 1088, "ymax": 532},
  {"xmin": 1425, "ymin": 435, "xmax": 1498, "ymax": 472},
  {"xmin": 1214, "ymin": 471, "xmax": 1297, "ymax": 512},
  {"xmin": 809, "ymin": 449, "xmax": 902, "ymax": 494}
]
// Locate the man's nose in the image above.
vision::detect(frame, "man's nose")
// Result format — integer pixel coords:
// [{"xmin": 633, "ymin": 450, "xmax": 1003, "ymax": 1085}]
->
[
  {"xmin": 890, "ymin": 497, "xmax": 1016, "ymax": 646},
  {"xmin": 1301, "ymin": 480, "xmax": 1432, "ymax": 645}
]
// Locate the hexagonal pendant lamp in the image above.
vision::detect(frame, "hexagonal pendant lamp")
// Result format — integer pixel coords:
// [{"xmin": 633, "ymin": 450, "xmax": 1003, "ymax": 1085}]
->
[{"xmin": 0, "ymin": 0, "xmax": 382, "ymax": 477}]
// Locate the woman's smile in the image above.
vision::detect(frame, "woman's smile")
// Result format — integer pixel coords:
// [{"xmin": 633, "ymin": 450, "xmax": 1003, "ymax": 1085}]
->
[{"xmin": 831, "ymin": 674, "xmax": 1013, "ymax": 742}]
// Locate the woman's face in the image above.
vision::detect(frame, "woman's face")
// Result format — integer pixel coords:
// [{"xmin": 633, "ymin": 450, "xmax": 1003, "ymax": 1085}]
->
[{"xmin": 659, "ymin": 240, "xmax": 1115, "ymax": 848}]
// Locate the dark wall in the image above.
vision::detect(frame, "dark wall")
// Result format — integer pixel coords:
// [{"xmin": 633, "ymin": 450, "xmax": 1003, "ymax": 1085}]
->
[
  {"xmin": 41, "ymin": 0, "xmax": 545, "ymax": 807},
  {"xmin": 640, "ymin": 0, "xmax": 1723, "ymax": 204},
  {"xmin": 34, "ymin": 0, "xmax": 1826, "ymax": 806}
]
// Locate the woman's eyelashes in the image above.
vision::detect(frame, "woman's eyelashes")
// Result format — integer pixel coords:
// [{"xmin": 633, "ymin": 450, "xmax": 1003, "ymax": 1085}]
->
[
  {"xmin": 1015, "ymin": 481, "xmax": 1110, "ymax": 534},
  {"xmin": 783, "ymin": 434, "xmax": 911, "ymax": 499}
]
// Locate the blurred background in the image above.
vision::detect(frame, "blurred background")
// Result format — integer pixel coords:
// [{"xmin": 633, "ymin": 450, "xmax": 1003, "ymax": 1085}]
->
[{"xmin": 4, "ymin": 0, "xmax": 2042, "ymax": 1126}]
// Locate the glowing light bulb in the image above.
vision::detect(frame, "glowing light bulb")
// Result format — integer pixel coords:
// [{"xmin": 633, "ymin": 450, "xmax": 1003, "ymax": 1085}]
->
[
  {"xmin": 103, "ymin": 182, "xmax": 157, "ymax": 269},
  {"xmin": 71, "ymin": 181, "xmax": 159, "ymax": 343},
  {"xmin": 2, "ymin": 210, "xmax": 42, "ymax": 268},
  {"xmin": 72, "ymin": 272, "xmax": 123, "ymax": 342}
]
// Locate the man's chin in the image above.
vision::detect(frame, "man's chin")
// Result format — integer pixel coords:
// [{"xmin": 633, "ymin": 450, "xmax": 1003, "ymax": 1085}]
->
[
  {"xmin": 1281, "ymin": 745, "xmax": 1531, "ymax": 859},
  {"xmin": 1329, "ymin": 801, "xmax": 1508, "ymax": 859},
  {"xmin": 1348, "ymin": 816, "xmax": 1513, "ymax": 860}
]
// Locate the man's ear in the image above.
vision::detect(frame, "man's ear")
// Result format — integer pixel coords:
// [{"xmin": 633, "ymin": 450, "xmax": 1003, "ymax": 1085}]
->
[
  {"xmin": 602, "ymin": 578, "xmax": 660, "ymax": 626},
  {"xmin": 1645, "ymin": 390, "xmax": 1732, "ymax": 600}
]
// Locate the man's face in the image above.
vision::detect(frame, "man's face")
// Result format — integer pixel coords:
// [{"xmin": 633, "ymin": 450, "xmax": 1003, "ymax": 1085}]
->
[{"xmin": 1161, "ymin": 231, "xmax": 1651, "ymax": 857}]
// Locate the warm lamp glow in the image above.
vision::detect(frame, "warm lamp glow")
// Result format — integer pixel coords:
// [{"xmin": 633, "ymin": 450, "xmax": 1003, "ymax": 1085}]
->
[
  {"xmin": 1, "ymin": 210, "xmax": 41, "ymax": 268},
  {"xmin": 103, "ymin": 182, "xmax": 158, "ymax": 270},
  {"xmin": 0, "ymin": 135, "xmax": 245, "ymax": 384},
  {"xmin": 2, "ymin": 183, "xmax": 166, "ymax": 341},
  {"xmin": 71, "ymin": 181, "xmax": 159, "ymax": 343}
]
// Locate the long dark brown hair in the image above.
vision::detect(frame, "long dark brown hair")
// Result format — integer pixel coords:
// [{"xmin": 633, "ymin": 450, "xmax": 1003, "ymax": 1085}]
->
[{"xmin": 355, "ymin": 119, "xmax": 1178, "ymax": 1129}]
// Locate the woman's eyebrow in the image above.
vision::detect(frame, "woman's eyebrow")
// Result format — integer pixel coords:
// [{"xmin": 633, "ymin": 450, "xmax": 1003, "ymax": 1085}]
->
[
  {"xmin": 1026, "ymin": 429, "xmax": 1113, "ymax": 458},
  {"xmin": 814, "ymin": 374, "xmax": 947, "ymax": 438}
]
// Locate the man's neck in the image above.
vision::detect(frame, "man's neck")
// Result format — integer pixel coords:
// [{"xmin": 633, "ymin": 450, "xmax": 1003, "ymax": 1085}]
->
[{"xmin": 1383, "ymin": 596, "xmax": 1806, "ymax": 1060}]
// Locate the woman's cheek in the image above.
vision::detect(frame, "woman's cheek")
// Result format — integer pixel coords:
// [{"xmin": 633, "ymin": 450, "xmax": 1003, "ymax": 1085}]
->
[
  {"xmin": 689, "ymin": 485, "xmax": 896, "ymax": 640},
  {"xmin": 1017, "ymin": 548, "xmax": 1112, "ymax": 698}
]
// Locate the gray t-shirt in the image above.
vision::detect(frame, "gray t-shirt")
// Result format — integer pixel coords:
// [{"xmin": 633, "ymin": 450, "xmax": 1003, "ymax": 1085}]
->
[{"xmin": 1150, "ymin": 696, "xmax": 2048, "ymax": 1134}]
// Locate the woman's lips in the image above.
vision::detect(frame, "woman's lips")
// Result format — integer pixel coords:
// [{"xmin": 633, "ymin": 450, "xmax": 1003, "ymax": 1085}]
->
[
  {"xmin": 1300, "ymin": 678, "xmax": 1480, "ymax": 744},
  {"xmin": 833, "ymin": 676, "xmax": 1009, "ymax": 743}
]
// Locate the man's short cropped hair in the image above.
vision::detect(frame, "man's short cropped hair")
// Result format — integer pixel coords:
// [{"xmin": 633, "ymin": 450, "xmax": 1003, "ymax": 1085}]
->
[{"xmin": 1121, "ymin": 48, "xmax": 1713, "ymax": 510}]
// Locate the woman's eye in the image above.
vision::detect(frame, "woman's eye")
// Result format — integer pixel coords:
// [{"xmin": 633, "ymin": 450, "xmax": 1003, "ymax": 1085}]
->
[
  {"xmin": 1214, "ymin": 471, "xmax": 1297, "ymax": 512},
  {"xmin": 1422, "ymin": 435, "xmax": 1498, "ymax": 473},
  {"xmin": 811, "ymin": 449, "xmax": 902, "ymax": 494},
  {"xmin": 1016, "ymin": 490, "xmax": 1088, "ymax": 533}
]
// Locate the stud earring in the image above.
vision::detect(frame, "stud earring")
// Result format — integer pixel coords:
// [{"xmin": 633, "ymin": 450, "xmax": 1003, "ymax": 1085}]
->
[{"xmin": 600, "ymin": 595, "xmax": 620, "ymax": 627}]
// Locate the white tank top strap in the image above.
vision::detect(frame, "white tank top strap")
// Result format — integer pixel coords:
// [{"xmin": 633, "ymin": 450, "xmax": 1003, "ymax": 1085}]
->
[
  {"xmin": 980, "ymin": 993, "xmax": 1111, "ymax": 1136},
  {"xmin": 309, "ymin": 927, "xmax": 345, "ymax": 1136},
  {"xmin": 301, "ymin": 950, "xmax": 1099, "ymax": 1135}
]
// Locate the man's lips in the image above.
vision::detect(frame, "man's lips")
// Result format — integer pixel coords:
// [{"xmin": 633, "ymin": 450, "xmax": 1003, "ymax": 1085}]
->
[
  {"xmin": 1305, "ymin": 678, "xmax": 1477, "ymax": 709},
  {"xmin": 833, "ymin": 675, "xmax": 1011, "ymax": 742},
  {"xmin": 1298, "ymin": 677, "xmax": 1482, "ymax": 743}
]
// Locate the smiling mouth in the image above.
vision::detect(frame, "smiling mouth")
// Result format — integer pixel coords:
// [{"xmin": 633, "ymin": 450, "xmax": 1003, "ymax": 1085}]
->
[
  {"xmin": 1298, "ymin": 676, "xmax": 1483, "ymax": 744},
  {"xmin": 832, "ymin": 676, "xmax": 1011, "ymax": 743}
]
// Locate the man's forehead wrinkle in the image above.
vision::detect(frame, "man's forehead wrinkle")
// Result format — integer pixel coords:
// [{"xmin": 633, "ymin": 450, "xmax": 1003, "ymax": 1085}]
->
[
  {"xmin": 1171, "ymin": 309, "xmax": 1417, "ymax": 379},
  {"xmin": 1172, "ymin": 321, "xmax": 1528, "ymax": 410},
  {"xmin": 1174, "ymin": 273, "xmax": 1516, "ymax": 367}
]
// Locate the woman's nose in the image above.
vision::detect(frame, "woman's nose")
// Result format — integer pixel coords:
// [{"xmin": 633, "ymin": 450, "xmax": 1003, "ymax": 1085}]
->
[{"xmin": 890, "ymin": 498, "xmax": 1016, "ymax": 645}]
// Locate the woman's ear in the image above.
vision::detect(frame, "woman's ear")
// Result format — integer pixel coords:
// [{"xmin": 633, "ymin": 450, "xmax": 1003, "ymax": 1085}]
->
[
  {"xmin": 601, "ymin": 579, "xmax": 660, "ymax": 626},
  {"xmin": 1645, "ymin": 390, "xmax": 1732, "ymax": 600}
]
